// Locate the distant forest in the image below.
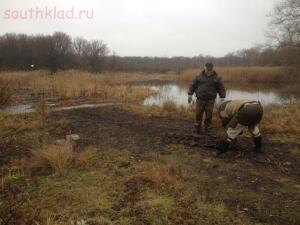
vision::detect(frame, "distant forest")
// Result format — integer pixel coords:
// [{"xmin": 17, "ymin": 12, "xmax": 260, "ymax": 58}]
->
[
  {"xmin": 0, "ymin": 31, "xmax": 298, "ymax": 73},
  {"xmin": 0, "ymin": 0, "xmax": 299, "ymax": 73}
]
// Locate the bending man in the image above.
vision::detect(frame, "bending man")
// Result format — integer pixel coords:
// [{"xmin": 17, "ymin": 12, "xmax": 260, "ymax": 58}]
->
[{"xmin": 216, "ymin": 100, "xmax": 263, "ymax": 155}]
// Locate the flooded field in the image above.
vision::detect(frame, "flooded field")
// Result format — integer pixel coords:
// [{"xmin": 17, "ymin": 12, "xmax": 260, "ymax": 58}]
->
[
  {"xmin": 143, "ymin": 81, "xmax": 300, "ymax": 107},
  {"xmin": 3, "ymin": 80, "xmax": 300, "ymax": 114}
]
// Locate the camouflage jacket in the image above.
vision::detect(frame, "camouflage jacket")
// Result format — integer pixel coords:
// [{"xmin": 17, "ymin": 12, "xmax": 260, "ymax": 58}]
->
[
  {"xmin": 219, "ymin": 100, "xmax": 263, "ymax": 126},
  {"xmin": 219, "ymin": 100, "xmax": 251, "ymax": 119},
  {"xmin": 188, "ymin": 70, "xmax": 226, "ymax": 100}
]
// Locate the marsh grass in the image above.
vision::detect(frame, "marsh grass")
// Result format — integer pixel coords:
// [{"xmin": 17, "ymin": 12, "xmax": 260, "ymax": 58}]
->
[
  {"xmin": 0, "ymin": 77, "xmax": 12, "ymax": 106},
  {"xmin": 179, "ymin": 67, "xmax": 300, "ymax": 83},
  {"xmin": 0, "ymin": 70, "xmax": 162, "ymax": 104},
  {"xmin": 262, "ymin": 101, "xmax": 300, "ymax": 135},
  {"xmin": 1, "ymin": 68, "xmax": 298, "ymax": 106},
  {"xmin": 31, "ymin": 141, "xmax": 74, "ymax": 173}
]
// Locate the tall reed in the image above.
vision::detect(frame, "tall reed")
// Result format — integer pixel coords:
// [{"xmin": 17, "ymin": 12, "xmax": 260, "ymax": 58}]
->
[{"xmin": 179, "ymin": 67, "xmax": 299, "ymax": 83}]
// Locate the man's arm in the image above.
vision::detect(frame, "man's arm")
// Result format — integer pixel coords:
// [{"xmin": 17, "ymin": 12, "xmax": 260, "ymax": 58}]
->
[
  {"xmin": 188, "ymin": 76, "xmax": 198, "ymax": 96},
  {"xmin": 217, "ymin": 77, "xmax": 226, "ymax": 99}
]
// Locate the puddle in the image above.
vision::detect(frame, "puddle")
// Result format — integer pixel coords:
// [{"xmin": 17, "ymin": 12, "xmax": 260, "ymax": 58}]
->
[
  {"xmin": 4, "ymin": 104, "xmax": 35, "ymax": 114},
  {"xmin": 2, "ymin": 103, "xmax": 122, "ymax": 115}
]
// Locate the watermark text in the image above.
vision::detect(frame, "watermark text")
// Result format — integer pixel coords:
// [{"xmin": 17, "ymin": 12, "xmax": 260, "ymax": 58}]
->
[{"xmin": 3, "ymin": 6, "xmax": 94, "ymax": 20}]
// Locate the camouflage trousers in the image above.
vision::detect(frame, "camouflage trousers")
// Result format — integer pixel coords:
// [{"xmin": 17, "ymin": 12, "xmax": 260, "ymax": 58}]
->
[
  {"xmin": 195, "ymin": 99, "xmax": 215, "ymax": 129},
  {"xmin": 220, "ymin": 102, "xmax": 263, "ymax": 140},
  {"xmin": 226, "ymin": 123, "xmax": 261, "ymax": 140}
]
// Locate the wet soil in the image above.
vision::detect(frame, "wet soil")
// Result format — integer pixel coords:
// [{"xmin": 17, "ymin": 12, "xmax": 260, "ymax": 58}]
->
[
  {"xmin": 1, "ymin": 105, "xmax": 299, "ymax": 224},
  {"xmin": 52, "ymin": 105, "xmax": 300, "ymax": 179}
]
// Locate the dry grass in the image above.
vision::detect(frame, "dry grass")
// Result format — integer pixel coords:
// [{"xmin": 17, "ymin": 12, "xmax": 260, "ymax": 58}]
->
[
  {"xmin": 0, "ymin": 109, "xmax": 70, "ymax": 160},
  {"xmin": 2, "ymin": 67, "xmax": 298, "ymax": 107},
  {"xmin": 31, "ymin": 141, "xmax": 74, "ymax": 173},
  {"xmin": 29, "ymin": 144, "xmax": 100, "ymax": 174},
  {"xmin": 0, "ymin": 111, "xmax": 45, "ymax": 149},
  {"xmin": 125, "ymin": 101, "xmax": 195, "ymax": 120},
  {"xmin": 2, "ymin": 147, "xmax": 299, "ymax": 225},
  {"xmin": 0, "ymin": 70, "xmax": 160, "ymax": 104},
  {"xmin": 75, "ymin": 146, "xmax": 98, "ymax": 168},
  {"xmin": 0, "ymin": 77, "xmax": 12, "ymax": 106},
  {"xmin": 179, "ymin": 67, "xmax": 300, "ymax": 83},
  {"xmin": 262, "ymin": 101, "xmax": 300, "ymax": 135}
]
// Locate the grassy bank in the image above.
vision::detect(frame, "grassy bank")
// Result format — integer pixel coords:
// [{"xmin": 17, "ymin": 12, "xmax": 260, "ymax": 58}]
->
[{"xmin": 179, "ymin": 67, "xmax": 300, "ymax": 83}]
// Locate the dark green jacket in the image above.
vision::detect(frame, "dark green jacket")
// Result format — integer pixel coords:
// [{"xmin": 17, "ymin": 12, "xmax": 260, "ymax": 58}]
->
[{"xmin": 188, "ymin": 70, "xmax": 226, "ymax": 100}]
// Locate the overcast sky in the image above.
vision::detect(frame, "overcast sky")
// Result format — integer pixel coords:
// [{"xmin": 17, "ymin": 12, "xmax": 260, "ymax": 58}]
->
[{"xmin": 0, "ymin": 0, "xmax": 278, "ymax": 57}]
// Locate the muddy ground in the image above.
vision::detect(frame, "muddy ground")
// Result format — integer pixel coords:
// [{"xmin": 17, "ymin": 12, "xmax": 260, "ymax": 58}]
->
[
  {"xmin": 52, "ymin": 105, "xmax": 300, "ymax": 179},
  {"xmin": 1, "ymin": 105, "xmax": 299, "ymax": 224}
]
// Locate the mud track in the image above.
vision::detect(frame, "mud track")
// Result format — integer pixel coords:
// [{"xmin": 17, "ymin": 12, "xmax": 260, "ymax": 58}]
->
[{"xmin": 52, "ymin": 105, "xmax": 300, "ymax": 179}]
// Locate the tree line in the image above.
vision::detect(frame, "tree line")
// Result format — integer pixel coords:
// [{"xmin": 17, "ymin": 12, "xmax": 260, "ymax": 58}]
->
[
  {"xmin": 0, "ymin": 32, "xmax": 109, "ymax": 73},
  {"xmin": 0, "ymin": 0, "xmax": 298, "ymax": 73}
]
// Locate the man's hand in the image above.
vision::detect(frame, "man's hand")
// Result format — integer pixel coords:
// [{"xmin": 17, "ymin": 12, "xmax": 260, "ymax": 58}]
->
[{"xmin": 188, "ymin": 95, "xmax": 193, "ymax": 104}]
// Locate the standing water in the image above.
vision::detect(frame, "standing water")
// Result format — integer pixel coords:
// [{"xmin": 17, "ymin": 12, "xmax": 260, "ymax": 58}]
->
[{"xmin": 143, "ymin": 82, "xmax": 299, "ymax": 107}]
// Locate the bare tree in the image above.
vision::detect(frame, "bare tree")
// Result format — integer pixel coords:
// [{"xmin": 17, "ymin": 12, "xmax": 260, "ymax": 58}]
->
[
  {"xmin": 73, "ymin": 37, "xmax": 89, "ymax": 69},
  {"xmin": 49, "ymin": 32, "xmax": 72, "ymax": 73},
  {"xmin": 83, "ymin": 40, "xmax": 109, "ymax": 72},
  {"xmin": 268, "ymin": 0, "xmax": 300, "ymax": 48},
  {"xmin": 73, "ymin": 37, "xmax": 88, "ymax": 57}
]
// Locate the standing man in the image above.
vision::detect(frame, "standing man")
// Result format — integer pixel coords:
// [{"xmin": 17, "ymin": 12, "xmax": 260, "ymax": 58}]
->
[
  {"xmin": 188, "ymin": 62, "xmax": 226, "ymax": 133},
  {"xmin": 216, "ymin": 99, "xmax": 263, "ymax": 155}
]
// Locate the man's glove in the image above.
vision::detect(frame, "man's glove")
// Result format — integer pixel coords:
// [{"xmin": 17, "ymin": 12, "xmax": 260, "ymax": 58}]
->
[
  {"xmin": 215, "ymin": 139, "xmax": 231, "ymax": 155},
  {"xmin": 188, "ymin": 95, "xmax": 193, "ymax": 104},
  {"xmin": 253, "ymin": 136, "xmax": 262, "ymax": 153}
]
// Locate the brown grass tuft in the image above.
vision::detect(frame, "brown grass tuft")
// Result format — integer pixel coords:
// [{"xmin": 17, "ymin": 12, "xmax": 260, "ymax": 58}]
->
[
  {"xmin": 75, "ymin": 146, "xmax": 98, "ymax": 168},
  {"xmin": 0, "ymin": 77, "xmax": 13, "ymax": 106},
  {"xmin": 31, "ymin": 141, "xmax": 74, "ymax": 173}
]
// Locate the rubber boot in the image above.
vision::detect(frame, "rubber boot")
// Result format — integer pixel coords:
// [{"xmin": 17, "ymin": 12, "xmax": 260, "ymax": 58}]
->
[
  {"xmin": 194, "ymin": 123, "xmax": 202, "ymax": 134},
  {"xmin": 253, "ymin": 136, "xmax": 262, "ymax": 153},
  {"xmin": 215, "ymin": 139, "xmax": 230, "ymax": 155},
  {"xmin": 204, "ymin": 125, "xmax": 213, "ymax": 131}
]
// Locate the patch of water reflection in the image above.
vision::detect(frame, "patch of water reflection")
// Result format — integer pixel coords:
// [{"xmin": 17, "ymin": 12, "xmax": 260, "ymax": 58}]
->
[{"xmin": 144, "ymin": 84, "xmax": 297, "ymax": 107}]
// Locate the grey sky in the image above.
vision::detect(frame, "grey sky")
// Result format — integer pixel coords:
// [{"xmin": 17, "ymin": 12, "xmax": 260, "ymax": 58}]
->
[{"xmin": 0, "ymin": 0, "xmax": 278, "ymax": 57}]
